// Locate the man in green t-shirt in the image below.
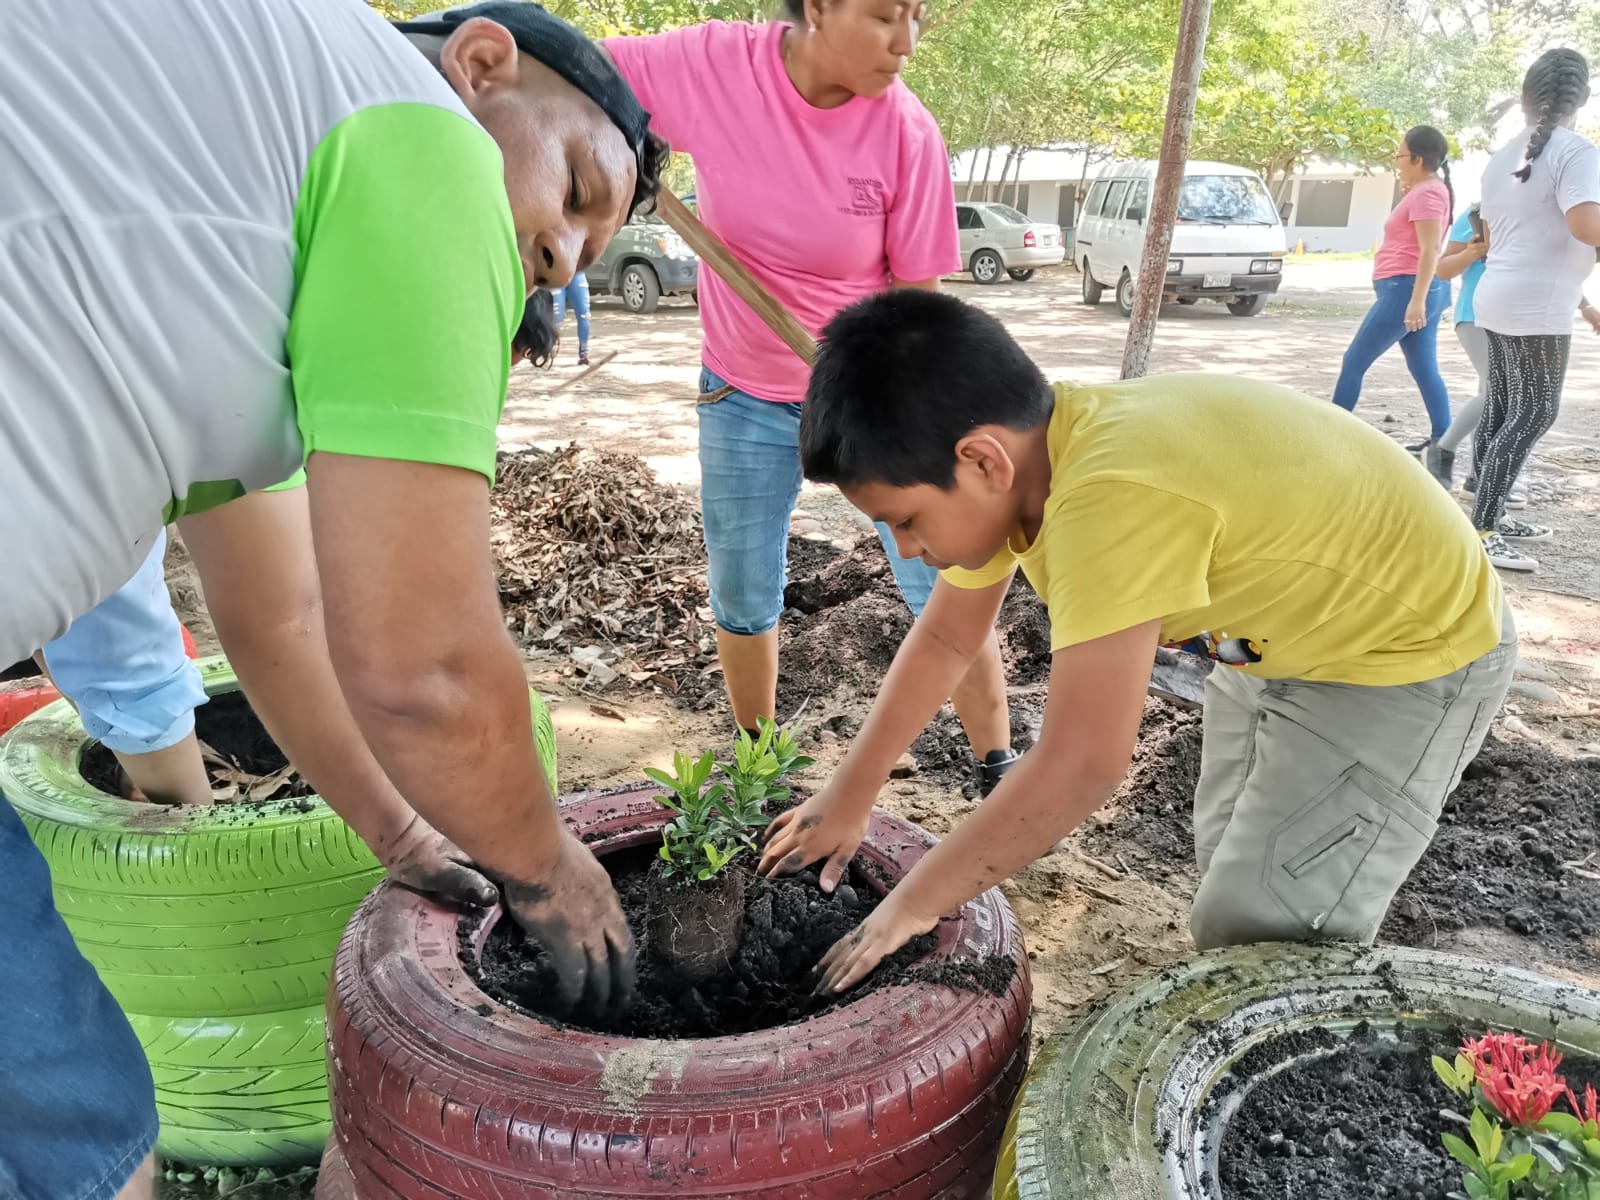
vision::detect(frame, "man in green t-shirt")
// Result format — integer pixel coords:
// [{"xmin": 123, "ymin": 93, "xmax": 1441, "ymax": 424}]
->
[{"xmin": 0, "ymin": 4, "xmax": 663, "ymax": 1197}]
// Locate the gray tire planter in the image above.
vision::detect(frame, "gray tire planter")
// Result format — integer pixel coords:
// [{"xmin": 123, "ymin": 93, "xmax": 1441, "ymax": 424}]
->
[
  {"xmin": 320, "ymin": 787, "xmax": 1032, "ymax": 1198},
  {"xmin": 0, "ymin": 656, "xmax": 558, "ymax": 1166},
  {"xmin": 995, "ymin": 943, "xmax": 1600, "ymax": 1199}
]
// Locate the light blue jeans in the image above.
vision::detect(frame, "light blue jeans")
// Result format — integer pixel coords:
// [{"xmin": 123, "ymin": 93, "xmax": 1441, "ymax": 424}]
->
[
  {"xmin": 550, "ymin": 274, "xmax": 591, "ymax": 354},
  {"xmin": 42, "ymin": 529, "xmax": 207, "ymax": 754},
  {"xmin": 696, "ymin": 368, "xmax": 941, "ymax": 634}
]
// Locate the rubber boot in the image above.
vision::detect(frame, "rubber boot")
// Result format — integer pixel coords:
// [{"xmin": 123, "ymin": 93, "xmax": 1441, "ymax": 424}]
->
[{"xmin": 978, "ymin": 749, "xmax": 1021, "ymax": 797}]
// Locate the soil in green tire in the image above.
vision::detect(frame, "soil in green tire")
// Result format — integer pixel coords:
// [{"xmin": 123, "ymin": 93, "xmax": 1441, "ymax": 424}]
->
[
  {"xmin": 80, "ymin": 691, "xmax": 314, "ymax": 802},
  {"xmin": 1217, "ymin": 1022, "xmax": 1600, "ymax": 1200}
]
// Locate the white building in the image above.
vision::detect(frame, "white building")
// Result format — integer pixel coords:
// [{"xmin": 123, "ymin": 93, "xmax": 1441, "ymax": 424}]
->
[{"xmin": 949, "ymin": 147, "xmax": 1417, "ymax": 255}]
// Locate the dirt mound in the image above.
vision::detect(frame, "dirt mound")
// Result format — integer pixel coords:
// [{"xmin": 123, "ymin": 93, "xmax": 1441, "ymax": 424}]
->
[
  {"xmin": 1384, "ymin": 736, "xmax": 1600, "ymax": 957},
  {"xmin": 491, "ymin": 445, "xmax": 712, "ymax": 683},
  {"xmin": 775, "ymin": 536, "xmax": 1055, "ymax": 718},
  {"xmin": 1079, "ymin": 699, "xmax": 1205, "ymax": 874}
]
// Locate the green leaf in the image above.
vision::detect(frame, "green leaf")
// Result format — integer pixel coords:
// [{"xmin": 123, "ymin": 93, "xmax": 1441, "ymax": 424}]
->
[
  {"xmin": 1463, "ymin": 1172, "xmax": 1491, "ymax": 1199},
  {"xmin": 1444, "ymin": 1132, "xmax": 1487, "ymax": 1176},
  {"xmin": 1545, "ymin": 1115, "xmax": 1589, "ymax": 1140},
  {"xmin": 1437, "ymin": 1055, "xmax": 1471, "ymax": 1096},
  {"xmin": 1585, "ymin": 1140, "xmax": 1600, "ymax": 1163},
  {"xmin": 1473, "ymin": 1107, "xmax": 1497, "ymax": 1163},
  {"xmin": 1488, "ymin": 1123, "xmax": 1504, "ymax": 1165},
  {"xmin": 1504, "ymin": 1155, "xmax": 1536, "ymax": 1182},
  {"xmin": 1534, "ymin": 1142, "xmax": 1570, "ymax": 1174}
]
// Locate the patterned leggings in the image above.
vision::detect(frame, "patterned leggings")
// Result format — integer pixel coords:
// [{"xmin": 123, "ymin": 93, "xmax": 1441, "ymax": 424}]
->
[{"xmin": 1470, "ymin": 331, "xmax": 1570, "ymax": 531}]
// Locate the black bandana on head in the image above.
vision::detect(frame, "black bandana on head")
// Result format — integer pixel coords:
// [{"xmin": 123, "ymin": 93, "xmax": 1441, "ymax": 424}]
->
[{"xmin": 393, "ymin": 2, "xmax": 651, "ymax": 157}]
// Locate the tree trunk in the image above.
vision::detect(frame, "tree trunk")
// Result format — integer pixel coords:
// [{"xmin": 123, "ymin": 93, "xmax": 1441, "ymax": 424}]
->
[
  {"xmin": 1122, "ymin": 0, "xmax": 1213, "ymax": 380},
  {"xmin": 980, "ymin": 143, "xmax": 998, "ymax": 202}
]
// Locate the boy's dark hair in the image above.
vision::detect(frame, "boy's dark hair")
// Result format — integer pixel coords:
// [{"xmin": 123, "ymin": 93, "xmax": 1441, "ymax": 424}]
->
[
  {"xmin": 512, "ymin": 289, "xmax": 558, "ymax": 368},
  {"xmin": 1402, "ymin": 125, "xmax": 1454, "ymax": 216},
  {"xmin": 800, "ymin": 290, "xmax": 1053, "ymax": 489},
  {"xmin": 1516, "ymin": 48, "xmax": 1590, "ymax": 182}
]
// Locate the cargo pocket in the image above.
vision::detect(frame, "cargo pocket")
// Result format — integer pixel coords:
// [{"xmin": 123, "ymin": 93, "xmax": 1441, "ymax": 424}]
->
[{"xmin": 1264, "ymin": 764, "xmax": 1438, "ymax": 939}]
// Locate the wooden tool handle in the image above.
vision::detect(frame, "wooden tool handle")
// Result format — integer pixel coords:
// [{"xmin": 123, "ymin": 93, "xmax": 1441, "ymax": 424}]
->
[{"xmin": 655, "ymin": 189, "xmax": 817, "ymax": 367}]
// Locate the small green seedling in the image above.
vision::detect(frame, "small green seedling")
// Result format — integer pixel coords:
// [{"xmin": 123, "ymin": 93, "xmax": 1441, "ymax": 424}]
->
[{"xmin": 647, "ymin": 717, "xmax": 814, "ymax": 885}]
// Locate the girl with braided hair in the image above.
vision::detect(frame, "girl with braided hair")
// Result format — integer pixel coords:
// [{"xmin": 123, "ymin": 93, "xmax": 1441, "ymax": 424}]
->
[
  {"xmin": 1469, "ymin": 47, "xmax": 1600, "ymax": 572},
  {"xmin": 1333, "ymin": 126, "xmax": 1456, "ymax": 447}
]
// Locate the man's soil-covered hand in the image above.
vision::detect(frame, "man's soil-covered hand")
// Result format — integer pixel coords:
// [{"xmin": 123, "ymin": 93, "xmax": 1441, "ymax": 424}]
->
[
  {"xmin": 503, "ymin": 830, "xmax": 636, "ymax": 1016},
  {"xmin": 381, "ymin": 817, "xmax": 498, "ymax": 907}
]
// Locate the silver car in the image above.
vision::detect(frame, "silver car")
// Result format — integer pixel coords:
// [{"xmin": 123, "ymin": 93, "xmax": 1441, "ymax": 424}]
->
[{"xmin": 955, "ymin": 202, "xmax": 1066, "ymax": 284}]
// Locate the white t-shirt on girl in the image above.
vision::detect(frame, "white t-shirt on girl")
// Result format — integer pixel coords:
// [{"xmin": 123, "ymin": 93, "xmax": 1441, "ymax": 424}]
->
[{"xmin": 1475, "ymin": 125, "xmax": 1600, "ymax": 336}]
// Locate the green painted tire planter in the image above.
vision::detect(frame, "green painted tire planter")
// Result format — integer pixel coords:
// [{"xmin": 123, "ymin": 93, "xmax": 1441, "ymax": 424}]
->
[
  {"xmin": 0, "ymin": 655, "xmax": 559, "ymax": 1166},
  {"xmin": 995, "ymin": 943, "xmax": 1600, "ymax": 1199}
]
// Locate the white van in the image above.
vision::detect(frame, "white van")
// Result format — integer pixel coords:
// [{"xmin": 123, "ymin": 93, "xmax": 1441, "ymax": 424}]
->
[{"xmin": 1076, "ymin": 160, "xmax": 1287, "ymax": 317}]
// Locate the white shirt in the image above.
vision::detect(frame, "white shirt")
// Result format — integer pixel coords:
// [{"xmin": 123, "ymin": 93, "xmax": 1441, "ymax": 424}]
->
[{"xmin": 1474, "ymin": 125, "xmax": 1600, "ymax": 336}]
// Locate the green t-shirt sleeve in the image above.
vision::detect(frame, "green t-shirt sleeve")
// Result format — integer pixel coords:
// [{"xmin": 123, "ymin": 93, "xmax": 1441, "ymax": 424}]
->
[{"xmin": 287, "ymin": 102, "xmax": 524, "ymax": 484}]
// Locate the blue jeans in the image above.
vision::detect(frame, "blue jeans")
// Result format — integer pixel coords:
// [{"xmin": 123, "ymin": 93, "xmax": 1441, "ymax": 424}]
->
[
  {"xmin": 41, "ymin": 529, "xmax": 207, "ymax": 754},
  {"xmin": 696, "ymin": 368, "xmax": 942, "ymax": 634},
  {"xmin": 0, "ymin": 797, "xmax": 158, "ymax": 1199},
  {"xmin": 1332, "ymin": 275, "xmax": 1452, "ymax": 440},
  {"xmin": 550, "ymin": 275, "xmax": 591, "ymax": 353}
]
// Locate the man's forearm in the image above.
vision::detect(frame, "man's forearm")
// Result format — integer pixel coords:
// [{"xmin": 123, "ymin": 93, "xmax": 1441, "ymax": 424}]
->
[
  {"xmin": 329, "ymin": 637, "xmax": 563, "ymax": 882},
  {"xmin": 214, "ymin": 599, "xmax": 421, "ymax": 855},
  {"xmin": 180, "ymin": 492, "xmax": 420, "ymax": 858},
  {"xmin": 306, "ymin": 454, "xmax": 567, "ymax": 885}
]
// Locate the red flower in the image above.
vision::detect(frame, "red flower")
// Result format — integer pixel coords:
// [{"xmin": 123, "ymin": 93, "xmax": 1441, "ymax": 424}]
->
[
  {"xmin": 1460, "ymin": 1032, "xmax": 1568, "ymax": 1129},
  {"xmin": 1566, "ymin": 1082, "xmax": 1600, "ymax": 1130}
]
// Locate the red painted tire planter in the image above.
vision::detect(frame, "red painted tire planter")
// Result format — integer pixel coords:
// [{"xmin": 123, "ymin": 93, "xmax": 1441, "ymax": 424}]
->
[
  {"xmin": 0, "ymin": 626, "xmax": 199, "ymax": 736},
  {"xmin": 322, "ymin": 787, "xmax": 1031, "ymax": 1199}
]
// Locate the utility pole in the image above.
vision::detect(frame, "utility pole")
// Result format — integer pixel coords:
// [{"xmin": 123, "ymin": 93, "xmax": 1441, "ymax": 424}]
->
[{"xmin": 1120, "ymin": 0, "xmax": 1213, "ymax": 380}]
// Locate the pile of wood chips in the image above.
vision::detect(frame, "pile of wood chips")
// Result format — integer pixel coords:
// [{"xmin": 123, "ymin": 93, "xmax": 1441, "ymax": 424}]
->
[{"xmin": 490, "ymin": 445, "xmax": 712, "ymax": 688}]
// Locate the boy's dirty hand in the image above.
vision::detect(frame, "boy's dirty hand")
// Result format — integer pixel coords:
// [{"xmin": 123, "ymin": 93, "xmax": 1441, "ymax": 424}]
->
[
  {"xmin": 759, "ymin": 788, "xmax": 870, "ymax": 892},
  {"xmin": 382, "ymin": 818, "xmax": 499, "ymax": 908},
  {"xmin": 813, "ymin": 892, "xmax": 937, "ymax": 996},
  {"xmin": 503, "ymin": 831, "xmax": 637, "ymax": 1016}
]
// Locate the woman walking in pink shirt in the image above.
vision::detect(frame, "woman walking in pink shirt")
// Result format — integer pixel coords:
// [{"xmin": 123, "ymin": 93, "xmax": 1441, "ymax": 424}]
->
[
  {"xmin": 1333, "ymin": 126, "xmax": 1455, "ymax": 448},
  {"xmin": 607, "ymin": 0, "xmax": 1017, "ymax": 793}
]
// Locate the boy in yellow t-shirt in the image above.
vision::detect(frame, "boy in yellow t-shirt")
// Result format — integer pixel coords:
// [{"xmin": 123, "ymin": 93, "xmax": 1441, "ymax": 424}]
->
[{"xmin": 759, "ymin": 289, "xmax": 1514, "ymax": 994}]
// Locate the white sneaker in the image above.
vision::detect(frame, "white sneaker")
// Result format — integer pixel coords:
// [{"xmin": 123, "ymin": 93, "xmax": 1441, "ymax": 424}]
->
[
  {"xmin": 1483, "ymin": 533, "xmax": 1537, "ymax": 572},
  {"xmin": 1506, "ymin": 491, "xmax": 1527, "ymax": 510},
  {"xmin": 1496, "ymin": 517, "xmax": 1552, "ymax": 542}
]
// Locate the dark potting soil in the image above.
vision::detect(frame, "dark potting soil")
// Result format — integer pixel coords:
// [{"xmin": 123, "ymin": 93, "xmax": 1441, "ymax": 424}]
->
[
  {"xmin": 468, "ymin": 847, "xmax": 1015, "ymax": 1038},
  {"xmin": 1217, "ymin": 1022, "xmax": 1600, "ymax": 1200},
  {"xmin": 79, "ymin": 691, "xmax": 315, "ymax": 804},
  {"xmin": 1, "ymin": 657, "xmax": 43, "ymax": 683},
  {"xmin": 1383, "ymin": 736, "xmax": 1600, "ymax": 960}
]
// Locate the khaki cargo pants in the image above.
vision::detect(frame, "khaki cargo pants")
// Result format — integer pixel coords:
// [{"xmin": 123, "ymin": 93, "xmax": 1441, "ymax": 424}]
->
[{"xmin": 1190, "ymin": 604, "xmax": 1516, "ymax": 949}]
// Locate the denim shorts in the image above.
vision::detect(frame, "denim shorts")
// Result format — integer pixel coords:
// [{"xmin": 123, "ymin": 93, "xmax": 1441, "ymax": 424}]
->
[
  {"xmin": 41, "ymin": 529, "xmax": 207, "ymax": 755},
  {"xmin": 0, "ymin": 797, "xmax": 158, "ymax": 1199},
  {"xmin": 696, "ymin": 367, "xmax": 942, "ymax": 634}
]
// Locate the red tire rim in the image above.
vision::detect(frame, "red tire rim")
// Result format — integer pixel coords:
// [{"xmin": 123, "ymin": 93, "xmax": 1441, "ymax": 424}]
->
[{"xmin": 328, "ymin": 786, "xmax": 1032, "ymax": 1198}]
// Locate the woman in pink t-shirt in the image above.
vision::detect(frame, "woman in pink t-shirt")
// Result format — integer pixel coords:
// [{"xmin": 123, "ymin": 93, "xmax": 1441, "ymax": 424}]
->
[
  {"xmin": 607, "ymin": 1, "xmax": 1017, "ymax": 794},
  {"xmin": 1332, "ymin": 126, "xmax": 1455, "ymax": 447}
]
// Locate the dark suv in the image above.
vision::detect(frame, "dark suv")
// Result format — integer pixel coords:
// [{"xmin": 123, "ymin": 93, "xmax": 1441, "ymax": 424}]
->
[{"xmin": 585, "ymin": 213, "xmax": 699, "ymax": 313}]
